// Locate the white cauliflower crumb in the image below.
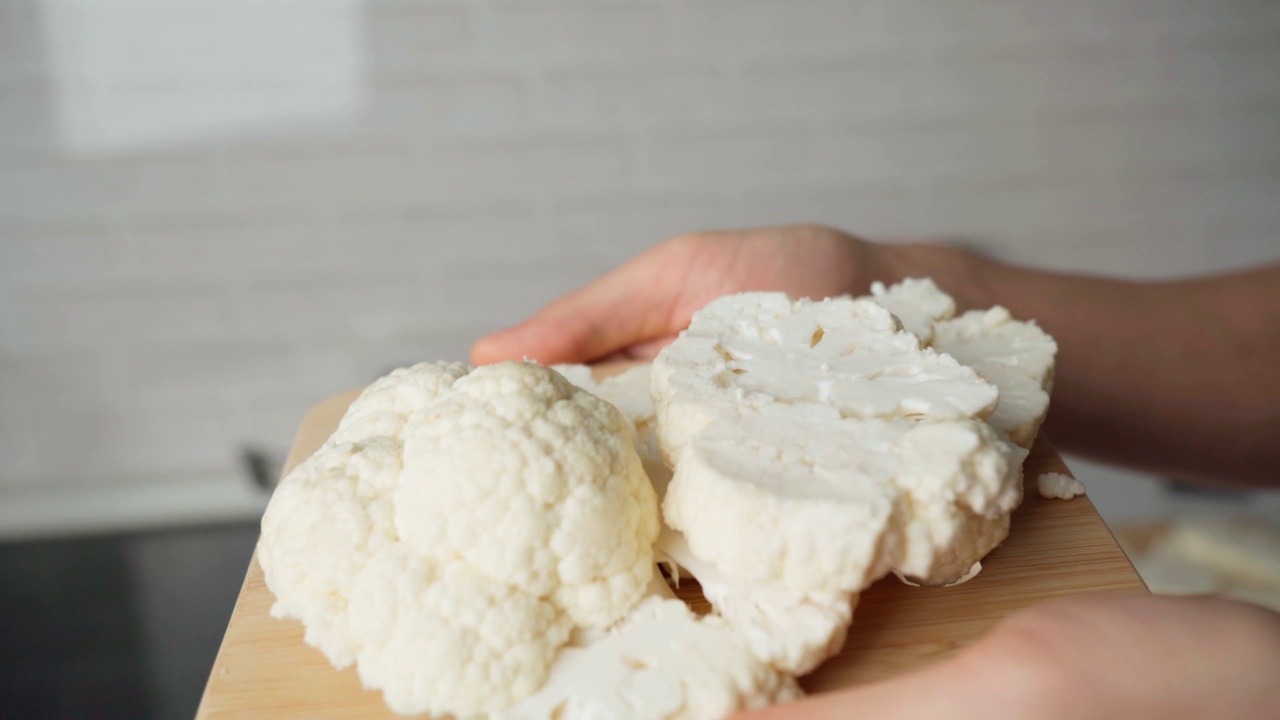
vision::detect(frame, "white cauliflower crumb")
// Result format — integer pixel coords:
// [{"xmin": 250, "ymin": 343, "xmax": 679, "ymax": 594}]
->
[{"xmin": 1037, "ymin": 471, "xmax": 1086, "ymax": 500}]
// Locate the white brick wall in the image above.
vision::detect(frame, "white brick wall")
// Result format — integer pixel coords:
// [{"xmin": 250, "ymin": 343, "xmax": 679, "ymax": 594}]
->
[{"xmin": 2, "ymin": 0, "xmax": 1279, "ymax": 538}]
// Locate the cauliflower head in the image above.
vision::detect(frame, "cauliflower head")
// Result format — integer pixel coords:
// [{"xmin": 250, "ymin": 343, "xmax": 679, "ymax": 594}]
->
[{"xmin": 259, "ymin": 361, "xmax": 663, "ymax": 718}]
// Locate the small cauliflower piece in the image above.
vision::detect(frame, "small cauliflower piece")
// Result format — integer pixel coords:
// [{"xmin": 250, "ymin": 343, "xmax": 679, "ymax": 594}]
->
[
  {"xmin": 652, "ymin": 293, "xmax": 998, "ymax": 466},
  {"xmin": 656, "ymin": 527, "xmax": 853, "ymax": 675},
  {"xmin": 348, "ymin": 547, "xmax": 573, "ymax": 717},
  {"xmin": 258, "ymin": 437, "xmax": 402, "ymax": 668},
  {"xmin": 932, "ymin": 307, "xmax": 1058, "ymax": 447},
  {"xmin": 892, "ymin": 420, "xmax": 1025, "ymax": 582},
  {"xmin": 329, "ymin": 361, "xmax": 470, "ymax": 444},
  {"xmin": 396, "ymin": 362, "xmax": 661, "ymax": 629},
  {"xmin": 870, "ymin": 277, "xmax": 956, "ymax": 343},
  {"xmin": 1036, "ymin": 471, "xmax": 1086, "ymax": 500},
  {"xmin": 497, "ymin": 596, "xmax": 801, "ymax": 720}
]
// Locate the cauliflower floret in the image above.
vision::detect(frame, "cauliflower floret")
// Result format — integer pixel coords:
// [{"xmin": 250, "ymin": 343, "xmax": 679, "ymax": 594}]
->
[
  {"xmin": 870, "ymin": 277, "xmax": 956, "ymax": 343},
  {"xmin": 348, "ymin": 547, "xmax": 573, "ymax": 717},
  {"xmin": 330, "ymin": 361, "xmax": 471, "ymax": 444},
  {"xmin": 1036, "ymin": 471, "xmax": 1086, "ymax": 500},
  {"xmin": 554, "ymin": 363, "xmax": 671, "ymax": 496},
  {"xmin": 262, "ymin": 361, "xmax": 674, "ymax": 718},
  {"xmin": 498, "ymin": 596, "xmax": 801, "ymax": 720},
  {"xmin": 652, "ymin": 293, "xmax": 998, "ymax": 466},
  {"xmin": 656, "ymin": 527, "xmax": 853, "ymax": 675},
  {"xmin": 258, "ymin": 437, "xmax": 402, "ymax": 667},
  {"xmin": 932, "ymin": 306, "xmax": 1058, "ymax": 447},
  {"xmin": 396, "ymin": 362, "xmax": 661, "ymax": 629}
]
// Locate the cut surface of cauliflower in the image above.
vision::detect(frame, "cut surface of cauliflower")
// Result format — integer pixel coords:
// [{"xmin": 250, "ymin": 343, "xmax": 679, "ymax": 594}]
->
[
  {"xmin": 932, "ymin": 307, "xmax": 1058, "ymax": 447},
  {"xmin": 1036, "ymin": 471, "xmax": 1086, "ymax": 500},
  {"xmin": 664, "ymin": 406, "xmax": 1024, "ymax": 592},
  {"xmin": 870, "ymin": 277, "xmax": 956, "ymax": 343},
  {"xmin": 652, "ymin": 293, "xmax": 998, "ymax": 466},
  {"xmin": 497, "ymin": 595, "xmax": 801, "ymax": 720}
]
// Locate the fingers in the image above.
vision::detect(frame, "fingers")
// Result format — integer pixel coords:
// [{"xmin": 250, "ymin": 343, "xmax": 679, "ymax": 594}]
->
[
  {"xmin": 735, "ymin": 654, "xmax": 999, "ymax": 720},
  {"xmin": 471, "ymin": 242, "xmax": 686, "ymax": 365}
]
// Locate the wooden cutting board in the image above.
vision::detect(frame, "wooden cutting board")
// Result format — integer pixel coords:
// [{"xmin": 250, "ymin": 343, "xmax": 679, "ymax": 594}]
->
[{"xmin": 197, "ymin": 373, "xmax": 1147, "ymax": 719}]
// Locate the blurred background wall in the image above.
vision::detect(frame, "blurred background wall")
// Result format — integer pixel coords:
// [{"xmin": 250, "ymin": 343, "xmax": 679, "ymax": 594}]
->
[{"xmin": 3, "ymin": 0, "xmax": 1280, "ymax": 540}]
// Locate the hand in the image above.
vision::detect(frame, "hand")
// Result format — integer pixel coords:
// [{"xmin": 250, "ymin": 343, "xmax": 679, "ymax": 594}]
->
[
  {"xmin": 471, "ymin": 225, "xmax": 896, "ymax": 365},
  {"xmin": 737, "ymin": 594, "xmax": 1280, "ymax": 720}
]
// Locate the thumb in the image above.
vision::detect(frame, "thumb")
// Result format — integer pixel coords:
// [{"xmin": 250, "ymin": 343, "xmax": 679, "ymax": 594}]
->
[{"xmin": 470, "ymin": 243, "xmax": 683, "ymax": 365}]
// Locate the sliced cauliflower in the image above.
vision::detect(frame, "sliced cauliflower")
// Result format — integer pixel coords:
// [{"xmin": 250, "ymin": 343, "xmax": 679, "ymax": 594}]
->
[
  {"xmin": 892, "ymin": 420, "xmax": 1025, "ymax": 582},
  {"xmin": 932, "ymin": 307, "xmax": 1058, "ymax": 447},
  {"xmin": 498, "ymin": 595, "xmax": 801, "ymax": 720},
  {"xmin": 652, "ymin": 293, "xmax": 998, "ymax": 466},
  {"xmin": 396, "ymin": 362, "xmax": 660, "ymax": 629},
  {"xmin": 653, "ymin": 292, "xmax": 1026, "ymax": 601},
  {"xmin": 329, "ymin": 360, "xmax": 470, "ymax": 444},
  {"xmin": 870, "ymin": 277, "xmax": 956, "ymax": 343},
  {"xmin": 258, "ymin": 437, "xmax": 402, "ymax": 667},
  {"xmin": 664, "ymin": 406, "xmax": 1023, "ymax": 592},
  {"xmin": 348, "ymin": 547, "xmax": 573, "ymax": 717}
]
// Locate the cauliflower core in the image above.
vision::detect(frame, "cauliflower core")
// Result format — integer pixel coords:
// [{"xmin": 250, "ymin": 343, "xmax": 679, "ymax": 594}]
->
[{"xmin": 259, "ymin": 361, "xmax": 660, "ymax": 718}]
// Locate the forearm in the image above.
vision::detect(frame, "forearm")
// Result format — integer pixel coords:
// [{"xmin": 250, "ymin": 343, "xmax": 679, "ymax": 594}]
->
[{"xmin": 882, "ymin": 243, "xmax": 1280, "ymax": 487}]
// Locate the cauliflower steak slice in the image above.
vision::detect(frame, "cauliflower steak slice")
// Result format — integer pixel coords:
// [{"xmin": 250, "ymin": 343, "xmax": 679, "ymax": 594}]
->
[
  {"xmin": 653, "ymin": 292, "xmax": 1026, "ymax": 598},
  {"xmin": 931, "ymin": 306, "xmax": 1058, "ymax": 447},
  {"xmin": 652, "ymin": 293, "xmax": 998, "ymax": 466}
]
